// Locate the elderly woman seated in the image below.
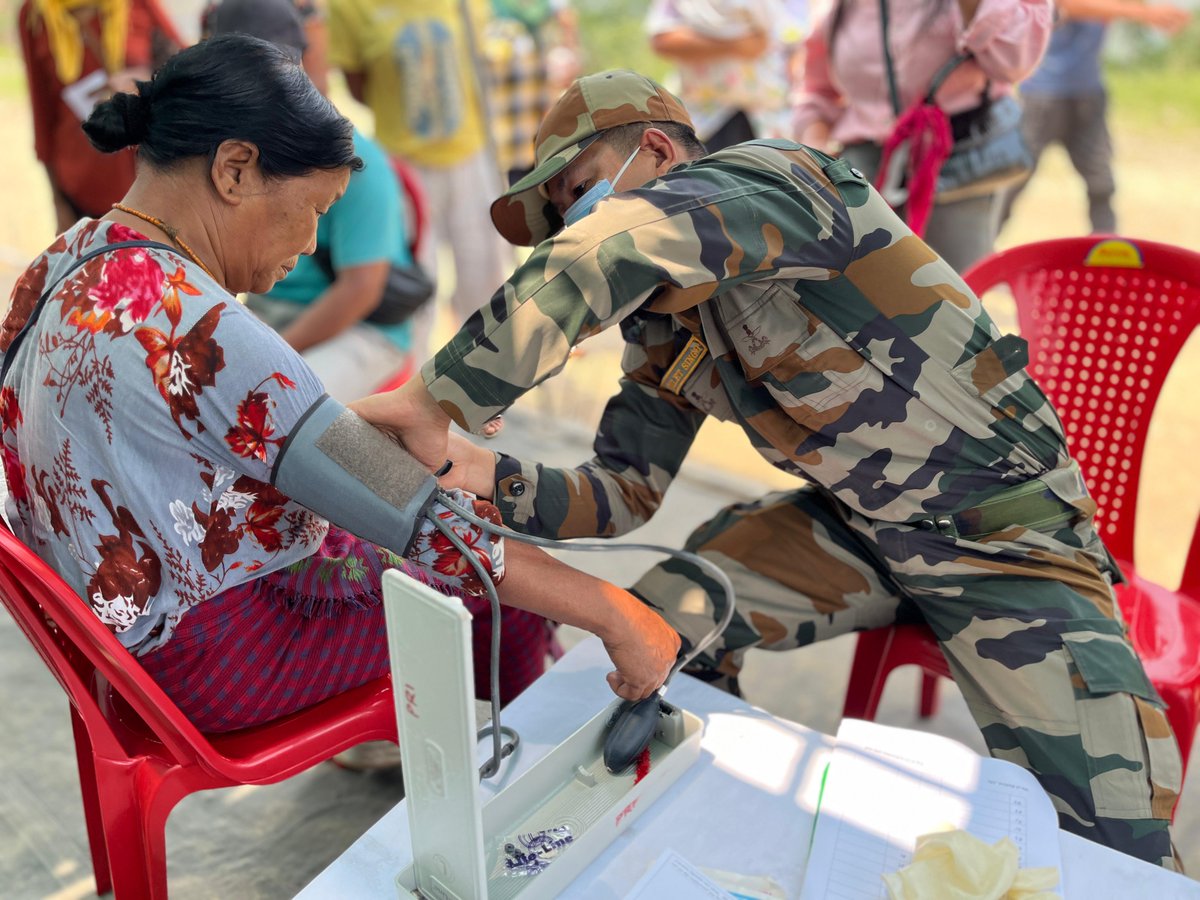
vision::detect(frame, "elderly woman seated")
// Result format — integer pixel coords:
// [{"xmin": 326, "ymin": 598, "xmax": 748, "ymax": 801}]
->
[{"xmin": 0, "ymin": 34, "xmax": 677, "ymax": 734}]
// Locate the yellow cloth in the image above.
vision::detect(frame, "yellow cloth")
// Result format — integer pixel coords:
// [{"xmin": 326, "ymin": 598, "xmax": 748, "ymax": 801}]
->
[
  {"xmin": 882, "ymin": 830, "xmax": 1061, "ymax": 900},
  {"xmin": 327, "ymin": 0, "xmax": 490, "ymax": 167},
  {"xmin": 30, "ymin": 0, "xmax": 129, "ymax": 84}
]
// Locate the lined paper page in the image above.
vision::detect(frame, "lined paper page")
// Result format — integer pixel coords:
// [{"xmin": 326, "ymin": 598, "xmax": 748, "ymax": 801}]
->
[{"xmin": 801, "ymin": 719, "xmax": 1061, "ymax": 900}]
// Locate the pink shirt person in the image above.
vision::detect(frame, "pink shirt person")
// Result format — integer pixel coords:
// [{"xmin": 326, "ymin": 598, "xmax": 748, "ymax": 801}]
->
[{"xmin": 794, "ymin": 0, "xmax": 1053, "ymax": 148}]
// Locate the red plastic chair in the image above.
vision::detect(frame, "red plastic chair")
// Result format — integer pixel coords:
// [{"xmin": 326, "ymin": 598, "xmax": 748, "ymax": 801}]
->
[
  {"xmin": 0, "ymin": 526, "xmax": 398, "ymax": 899},
  {"xmin": 843, "ymin": 237, "xmax": 1200, "ymax": 772}
]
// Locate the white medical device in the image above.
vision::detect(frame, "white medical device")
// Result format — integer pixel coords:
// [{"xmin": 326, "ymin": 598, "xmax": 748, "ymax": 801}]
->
[{"xmin": 382, "ymin": 571, "xmax": 704, "ymax": 900}]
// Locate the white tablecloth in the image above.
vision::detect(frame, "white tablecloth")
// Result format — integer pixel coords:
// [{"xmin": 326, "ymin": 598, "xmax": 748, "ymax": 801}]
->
[{"xmin": 298, "ymin": 638, "xmax": 1200, "ymax": 899}]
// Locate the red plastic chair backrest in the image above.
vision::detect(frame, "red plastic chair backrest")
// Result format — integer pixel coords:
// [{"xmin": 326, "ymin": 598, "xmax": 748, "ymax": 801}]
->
[
  {"xmin": 0, "ymin": 526, "xmax": 217, "ymax": 764},
  {"xmin": 964, "ymin": 238, "xmax": 1200, "ymax": 569},
  {"xmin": 390, "ymin": 157, "xmax": 430, "ymax": 260}
]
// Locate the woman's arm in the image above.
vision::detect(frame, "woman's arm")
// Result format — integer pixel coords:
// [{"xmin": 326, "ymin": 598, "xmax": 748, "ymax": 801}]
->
[
  {"xmin": 958, "ymin": 0, "xmax": 1055, "ymax": 84},
  {"xmin": 651, "ymin": 28, "xmax": 770, "ymax": 63},
  {"xmin": 497, "ymin": 541, "xmax": 680, "ymax": 700},
  {"xmin": 1058, "ymin": 0, "xmax": 1190, "ymax": 31},
  {"xmin": 791, "ymin": 20, "xmax": 844, "ymax": 148}
]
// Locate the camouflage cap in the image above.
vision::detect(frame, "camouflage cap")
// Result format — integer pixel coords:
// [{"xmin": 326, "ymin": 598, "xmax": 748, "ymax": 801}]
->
[{"xmin": 490, "ymin": 69, "xmax": 693, "ymax": 246}]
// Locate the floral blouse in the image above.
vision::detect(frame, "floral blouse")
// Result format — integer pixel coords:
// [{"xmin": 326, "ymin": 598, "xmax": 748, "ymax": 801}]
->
[{"xmin": 0, "ymin": 220, "xmax": 340, "ymax": 653}]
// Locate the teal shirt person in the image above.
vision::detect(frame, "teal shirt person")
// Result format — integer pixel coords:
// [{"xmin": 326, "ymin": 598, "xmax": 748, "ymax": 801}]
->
[{"xmin": 266, "ymin": 127, "xmax": 413, "ymax": 352}]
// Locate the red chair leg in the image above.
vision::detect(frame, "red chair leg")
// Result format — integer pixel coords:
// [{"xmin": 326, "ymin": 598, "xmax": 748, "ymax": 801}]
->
[
  {"xmin": 92, "ymin": 757, "xmax": 172, "ymax": 900},
  {"xmin": 918, "ymin": 673, "xmax": 941, "ymax": 719},
  {"xmin": 842, "ymin": 629, "xmax": 896, "ymax": 721},
  {"xmin": 70, "ymin": 707, "xmax": 113, "ymax": 895}
]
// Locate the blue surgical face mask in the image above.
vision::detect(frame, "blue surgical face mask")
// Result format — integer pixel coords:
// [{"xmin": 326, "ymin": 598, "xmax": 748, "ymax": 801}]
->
[{"xmin": 561, "ymin": 145, "xmax": 642, "ymax": 228}]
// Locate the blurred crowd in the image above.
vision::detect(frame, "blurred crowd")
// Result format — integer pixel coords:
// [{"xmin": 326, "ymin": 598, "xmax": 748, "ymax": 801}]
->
[{"xmin": 15, "ymin": 0, "xmax": 1192, "ymax": 380}]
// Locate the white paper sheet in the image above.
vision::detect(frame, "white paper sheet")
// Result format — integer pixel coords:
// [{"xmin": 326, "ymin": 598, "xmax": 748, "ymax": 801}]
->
[
  {"xmin": 62, "ymin": 70, "xmax": 109, "ymax": 121},
  {"xmin": 626, "ymin": 849, "xmax": 732, "ymax": 899},
  {"xmin": 800, "ymin": 719, "xmax": 1062, "ymax": 900}
]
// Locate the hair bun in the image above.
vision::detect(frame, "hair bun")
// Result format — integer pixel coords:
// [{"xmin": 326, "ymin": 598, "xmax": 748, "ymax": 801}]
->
[{"xmin": 83, "ymin": 89, "xmax": 152, "ymax": 153}]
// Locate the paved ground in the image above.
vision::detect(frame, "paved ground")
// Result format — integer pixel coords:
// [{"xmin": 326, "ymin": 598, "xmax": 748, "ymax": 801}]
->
[{"xmin": 2, "ymin": 408, "xmax": 1199, "ymax": 899}]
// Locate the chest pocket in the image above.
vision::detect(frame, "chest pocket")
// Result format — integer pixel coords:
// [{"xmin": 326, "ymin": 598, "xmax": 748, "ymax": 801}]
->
[{"xmin": 721, "ymin": 282, "xmax": 881, "ymax": 427}]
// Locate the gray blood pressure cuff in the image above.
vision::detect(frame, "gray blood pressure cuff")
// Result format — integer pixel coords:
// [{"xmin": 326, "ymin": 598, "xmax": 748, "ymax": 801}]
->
[{"xmin": 271, "ymin": 395, "xmax": 439, "ymax": 557}]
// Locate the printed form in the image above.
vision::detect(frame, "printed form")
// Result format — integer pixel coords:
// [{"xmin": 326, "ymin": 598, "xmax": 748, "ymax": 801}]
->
[{"xmin": 800, "ymin": 719, "xmax": 1061, "ymax": 899}]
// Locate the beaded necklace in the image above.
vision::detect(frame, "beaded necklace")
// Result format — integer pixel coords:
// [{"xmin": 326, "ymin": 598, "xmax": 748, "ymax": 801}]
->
[{"xmin": 111, "ymin": 203, "xmax": 218, "ymax": 282}]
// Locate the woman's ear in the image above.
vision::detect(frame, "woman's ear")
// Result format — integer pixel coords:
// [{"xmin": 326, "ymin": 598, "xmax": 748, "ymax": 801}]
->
[
  {"xmin": 641, "ymin": 127, "xmax": 680, "ymax": 176},
  {"xmin": 211, "ymin": 139, "xmax": 263, "ymax": 205}
]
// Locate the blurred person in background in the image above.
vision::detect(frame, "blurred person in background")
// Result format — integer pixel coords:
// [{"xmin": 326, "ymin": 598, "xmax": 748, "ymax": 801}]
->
[
  {"xmin": 485, "ymin": 0, "xmax": 581, "ymax": 187},
  {"xmin": 19, "ymin": 0, "xmax": 183, "ymax": 233},
  {"xmin": 647, "ymin": 0, "xmax": 807, "ymax": 150},
  {"xmin": 206, "ymin": 0, "xmax": 421, "ymax": 402},
  {"xmin": 794, "ymin": 0, "xmax": 1053, "ymax": 272},
  {"xmin": 202, "ymin": 1, "xmax": 330, "ymax": 88},
  {"xmin": 327, "ymin": 0, "xmax": 514, "ymax": 376},
  {"xmin": 999, "ymin": 0, "xmax": 1191, "ymax": 235}
]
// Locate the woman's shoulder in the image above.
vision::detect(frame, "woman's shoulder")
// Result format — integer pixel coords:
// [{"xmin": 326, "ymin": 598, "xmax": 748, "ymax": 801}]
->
[{"xmin": 5, "ymin": 218, "xmax": 275, "ymax": 359}]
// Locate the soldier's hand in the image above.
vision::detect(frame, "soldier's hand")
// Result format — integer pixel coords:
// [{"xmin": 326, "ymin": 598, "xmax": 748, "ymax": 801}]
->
[
  {"xmin": 599, "ymin": 593, "xmax": 680, "ymax": 701},
  {"xmin": 441, "ymin": 432, "xmax": 498, "ymax": 497},
  {"xmin": 350, "ymin": 379, "xmax": 452, "ymax": 474}
]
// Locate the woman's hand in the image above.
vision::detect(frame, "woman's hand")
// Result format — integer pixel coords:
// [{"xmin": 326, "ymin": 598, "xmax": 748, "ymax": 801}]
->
[
  {"xmin": 597, "ymin": 591, "xmax": 681, "ymax": 701},
  {"xmin": 495, "ymin": 543, "xmax": 681, "ymax": 701}
]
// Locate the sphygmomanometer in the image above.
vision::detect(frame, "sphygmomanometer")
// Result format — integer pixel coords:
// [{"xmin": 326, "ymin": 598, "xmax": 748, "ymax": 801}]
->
[{"xmin": 273, "ymin": 395, "xmax": 737, "ymax": 779}]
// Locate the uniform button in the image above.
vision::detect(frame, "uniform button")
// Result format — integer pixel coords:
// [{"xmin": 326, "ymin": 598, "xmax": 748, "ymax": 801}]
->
[
  {"xmin": 850, "ymin": 167, "xmax": 865, "ymax": 179},
  {"xmin": 510, "ymin": 481, "xmax": 526, "ymax": 496}
]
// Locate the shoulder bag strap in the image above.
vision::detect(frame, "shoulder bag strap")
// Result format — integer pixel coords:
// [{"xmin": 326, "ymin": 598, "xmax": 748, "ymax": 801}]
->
[
  {"xmin": 877, "ymin": 0, "xmax": 903, "ymax": 117},
  {"xmin": 925, "ymin": 52, "xmax": 975, "ymax": 105},
  {"xmin": 0, "ymin": 240, "xmax": 178, "ymax": 385},
  {"xmin": 878, "ymin": 0, "xmax": 977, "ymax": 112}
]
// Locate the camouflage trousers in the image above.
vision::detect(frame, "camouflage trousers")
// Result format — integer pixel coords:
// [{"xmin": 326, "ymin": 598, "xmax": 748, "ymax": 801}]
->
[{"xmin": 632, "ymin": 485, "xmax": 1183, "ymax": 869}]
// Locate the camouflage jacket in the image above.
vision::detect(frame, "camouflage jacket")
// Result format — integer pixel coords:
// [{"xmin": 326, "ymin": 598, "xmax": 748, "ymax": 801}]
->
[{"xmin": 421, "ymin": 140, "xmax": 1075, "ymax": 538}]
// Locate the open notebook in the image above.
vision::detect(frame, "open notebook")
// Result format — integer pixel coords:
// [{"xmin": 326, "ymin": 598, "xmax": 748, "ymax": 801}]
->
[{"xmin": 801, "ymin": 719, "xmax": 1062, "ymax": 900}]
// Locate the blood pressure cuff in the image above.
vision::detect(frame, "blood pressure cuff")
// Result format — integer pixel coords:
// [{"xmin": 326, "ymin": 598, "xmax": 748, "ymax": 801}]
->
[{"xmin": 272, "ymin": 395, "xmax": 505, "ymax": 596}]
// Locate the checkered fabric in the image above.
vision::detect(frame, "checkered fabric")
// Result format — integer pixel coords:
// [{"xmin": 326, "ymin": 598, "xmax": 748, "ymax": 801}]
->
[
  {"xmin": 484, "ymin": 17, "xmax": 551, "ymax": 175},
  {"xmin": 139, "ymin": 526, "xmax": 552, "ymax": 732}
]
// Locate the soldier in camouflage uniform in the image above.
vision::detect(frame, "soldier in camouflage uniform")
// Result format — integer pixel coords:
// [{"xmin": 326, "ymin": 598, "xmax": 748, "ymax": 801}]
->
[{"xmin": 354, "ymin": 70, "xmax": 1182, "ymax": 868}]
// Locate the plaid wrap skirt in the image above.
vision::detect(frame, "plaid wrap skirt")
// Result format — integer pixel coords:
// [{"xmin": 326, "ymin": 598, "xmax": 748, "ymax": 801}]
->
[{"xmin": 139, "ymin": 526, "xmax": 551, "ymax": 732}]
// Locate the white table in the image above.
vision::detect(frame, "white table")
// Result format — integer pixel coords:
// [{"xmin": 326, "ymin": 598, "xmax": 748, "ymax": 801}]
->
[{"xmin": 298, "ymin": 638, "xmax": 1200, "ymax": 899}]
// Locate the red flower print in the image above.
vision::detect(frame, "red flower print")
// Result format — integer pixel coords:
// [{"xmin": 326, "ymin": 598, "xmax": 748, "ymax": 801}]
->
[
  {"xmin": 86, "ymin": 480, "xmax": 162, "ymax": 631},
  {"xmin": 197, "ymin": 507, "xmax": 241, "ymax": 572},
  {"xmin": 1, "ymin": 253, "xmax": 48, "ymax": 352},
  {"xmin": 2, "ymin": 444, "xmax": 27, "ymax": 506},
  {"xmin": 0, "ymin": 388, "xmax": 22, "ymax": 433},
  {"xmin": 267, "ymin": 372, "xmax": 297, "ymax": 389},
  {"xmin": 428, "ymin": 524, "xmax": 493, "ymax": 593},
  {"xmin": 87, "ymin": 247, "xmax": 166, "ymax": 330},
  {"xmin": 161, "ymin": 266, "xmax": 203, "ymax": 328},
  {"xmin": 243, "ymin": 500, "xmax": 284, "ymax": 552},
  {"xmin": 137, "ymin": 304, "xmax": 226, "ymax": 437},
  {"xmin": 104, "ymin": 223, "xmax": 142, "ymax": 244},
  {"xmin": 225, "ymin": 390, "xmax": 282, "ymax": 462},
  {"xmin": 30, "ymin": 468, "xmax": 69, "ymax": 537}
]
